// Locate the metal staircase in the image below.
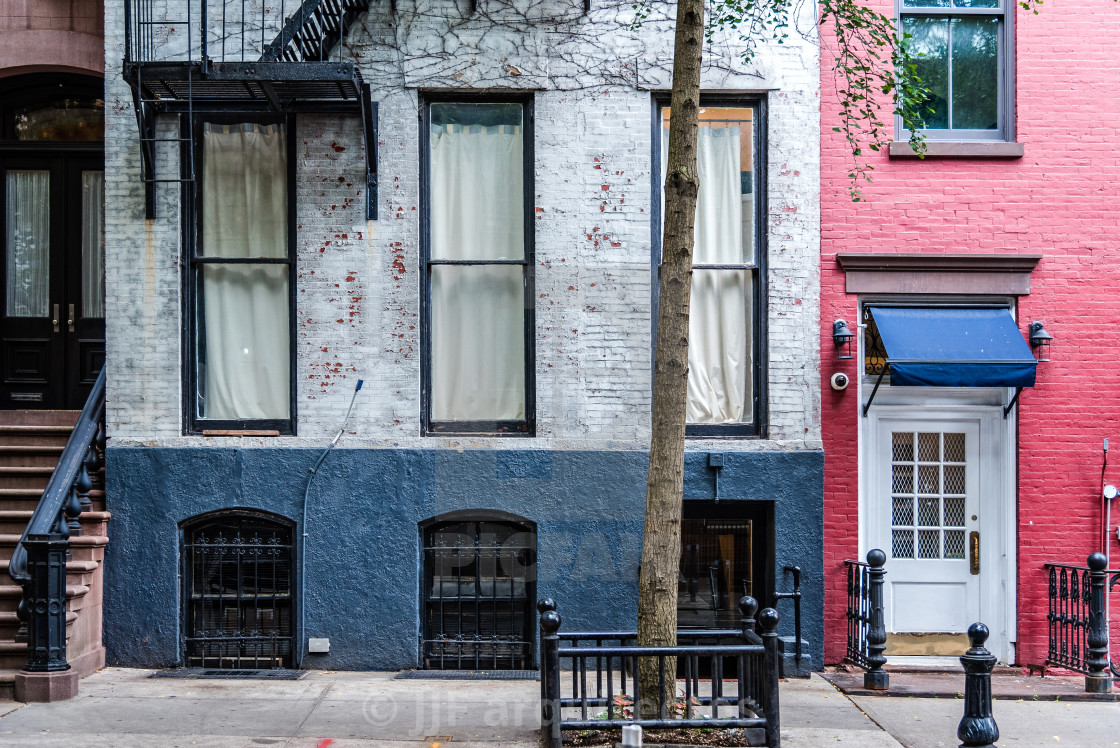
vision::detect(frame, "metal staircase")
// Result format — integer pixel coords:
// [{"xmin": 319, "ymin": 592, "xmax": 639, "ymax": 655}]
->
[{"xmin": 123, "ymin": 0, "xmax": 377, "ymax": 219}]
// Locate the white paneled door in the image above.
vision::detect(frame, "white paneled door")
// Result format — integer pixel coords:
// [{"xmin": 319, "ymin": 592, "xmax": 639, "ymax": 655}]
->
[{"xmin": 868, "ymin": 412, "xmax": 1008, "ymax": 658}]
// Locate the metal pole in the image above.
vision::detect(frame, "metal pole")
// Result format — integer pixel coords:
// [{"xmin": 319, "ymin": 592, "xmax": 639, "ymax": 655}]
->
[
  {"xmin": 759, "ymin": 607, "xmax": 782, "ymax": 748},
  {"xmin": 1085, "ymin": 552, "xmax": 1112, "ymax": 693},
  {"xmin": 864, "ymin": 548, "xmax": 889, "ymax": 690},
  {"xmin": 539, "ymin": 607, "xmax": 562, "ymax": 748},
  {"xmin": 957, "ymin": 622, "xmax": 999, "ymax": 748}
]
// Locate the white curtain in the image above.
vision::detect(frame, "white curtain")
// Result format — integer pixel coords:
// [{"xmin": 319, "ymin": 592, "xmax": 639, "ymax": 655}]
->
[
  {"xmin": 662, "ymin": 126, "xmax": 752, "ymax": 424},
  {"xmin": 81, "ymin": 171, "xmax": 105, "ymax": 319},
  {"xmin": 200, "ymin": 123, "xmax": 289, "ymax": 420},
  {"xmin": 430, "ymin": 121, "xmax": 525, "ymax": 421},
  {"xmin": 5, "ymin": 170, "xmax": 50, "ymax": 318}
]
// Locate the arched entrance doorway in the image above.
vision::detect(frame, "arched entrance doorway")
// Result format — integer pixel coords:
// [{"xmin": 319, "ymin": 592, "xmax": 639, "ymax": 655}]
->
[{"xmin": 0, "ymin": 74, "xmax": 104, "ymax": 408}]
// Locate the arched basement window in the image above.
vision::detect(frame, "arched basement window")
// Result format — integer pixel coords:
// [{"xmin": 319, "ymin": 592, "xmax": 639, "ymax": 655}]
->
[
  {"xmin": 421, "ymin": 512, "xmax": 537, "ymax": 670},
  {"xmin": 182, "ymin": 511, "xmax": 295, "ymax": 669}
]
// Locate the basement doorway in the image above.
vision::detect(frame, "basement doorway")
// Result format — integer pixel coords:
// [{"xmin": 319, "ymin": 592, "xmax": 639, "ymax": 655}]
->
[
  {"xmin": 421, "ymin": 512, "xmax": 537, "ymax": 670},
  {"xmin": 678, "ymin": 501, "xmax": 772, "ymax": 631},
  {"xmin": 181, "ymin": 510, "xmax": 295, "ymax": 668}
]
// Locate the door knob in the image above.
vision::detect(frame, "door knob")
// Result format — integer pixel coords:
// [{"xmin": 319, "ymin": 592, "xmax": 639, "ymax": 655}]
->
[
  {"xmin": 52, "ymin": 304, "xmax": 59, "ymax": 333},
  {"xmin": 67, "ymin": 304, "xmax": 75, "ymax": 333}
]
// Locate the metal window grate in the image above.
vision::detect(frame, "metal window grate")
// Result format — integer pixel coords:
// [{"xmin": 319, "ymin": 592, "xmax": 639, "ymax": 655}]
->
[
  {"xmin": 422, "ymin": 519, "xmax": 536, "ymax": 670},
  {"xmin": 182, "ymin": 512, "xmax": 295, "ymax": 669}
]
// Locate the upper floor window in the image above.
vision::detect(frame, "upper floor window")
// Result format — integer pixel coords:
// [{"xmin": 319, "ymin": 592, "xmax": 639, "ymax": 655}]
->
[
  {"xmin": 898, "ymin": 0, "xmax": 1011, "ymax": 141},
  {"xmin": 187, "ymin": 118, "xmax": 295, "ymax": 434},
  {"xmin": 654, "ymin": 100, "xmax": 765, "ymax": 437},
  {"xmin": 421, "ymin": 98, "xmax": 535, "ymax": 435}
]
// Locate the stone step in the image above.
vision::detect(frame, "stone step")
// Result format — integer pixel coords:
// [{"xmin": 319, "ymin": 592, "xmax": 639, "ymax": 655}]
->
[
  {"xmin": 0, "ymin": 510, "xmax": 110, "ymax": 537},
  {"xmin": 0, "ymin": 584, "xmax": 88, "ymax": 600},
  {"xmin": 0, "ymin": 411, "xmax": 79, "ymax": 428}
]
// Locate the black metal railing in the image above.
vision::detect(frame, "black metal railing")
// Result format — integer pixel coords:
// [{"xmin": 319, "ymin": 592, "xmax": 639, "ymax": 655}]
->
[
  {"xmin": 844, "ymin": 549, "xmax": 888, "ymax": 690},
  {"xmin": 125, "ymin": 0, "xmax": 370, "ymax": 65},
  {"xmin": 1044, "ymin": 553, "xmax": 1116, "ymax": 691},
  {"xmin": 7, "ymin": 367, "xmax": 106, "ymax": 673},
  {"xmin": 538, "ymin": 597, "xmax": 782, "ymax": 748},
  {"xmin": 773, "ymin": 564, "xmax": 803, "ymax": 667}
]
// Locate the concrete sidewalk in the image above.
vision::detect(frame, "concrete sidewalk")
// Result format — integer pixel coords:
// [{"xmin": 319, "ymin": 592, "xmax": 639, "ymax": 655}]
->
[
  {"xmin": 0, "ymin": 668, "xmax": 895, "ymax": 747},
  {"xmin": 0, "ymin": 667, "xmax": 1114, "ymax": 747}
]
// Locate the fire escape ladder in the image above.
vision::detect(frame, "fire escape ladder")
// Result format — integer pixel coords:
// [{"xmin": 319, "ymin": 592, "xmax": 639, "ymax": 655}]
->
[{"xmin": 123, "ymin": 0, "xmax": 377, "ymax": 219}]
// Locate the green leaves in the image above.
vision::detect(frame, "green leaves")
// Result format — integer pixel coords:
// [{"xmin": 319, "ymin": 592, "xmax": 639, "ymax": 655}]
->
[{"xmin": 818, "ymin": 0, "xmax": 927, "ymax": 198}]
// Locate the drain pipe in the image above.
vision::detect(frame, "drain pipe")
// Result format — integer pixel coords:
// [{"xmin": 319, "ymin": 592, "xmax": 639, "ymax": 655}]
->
[{"xmin": 298, "ymin": 379, "xmax": 363, "ymax": 668}]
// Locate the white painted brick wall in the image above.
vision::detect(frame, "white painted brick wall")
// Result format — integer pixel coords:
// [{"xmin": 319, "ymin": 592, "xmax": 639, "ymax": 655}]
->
[{"xmin": 104, "ymin": 0, "xmax": 822, "ymax": 450}]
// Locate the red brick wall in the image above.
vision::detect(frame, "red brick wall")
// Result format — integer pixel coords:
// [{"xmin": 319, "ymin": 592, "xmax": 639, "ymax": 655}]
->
[{"xmin": 820, "ymin": 0, "xmax": 1120, "ymax": 665}]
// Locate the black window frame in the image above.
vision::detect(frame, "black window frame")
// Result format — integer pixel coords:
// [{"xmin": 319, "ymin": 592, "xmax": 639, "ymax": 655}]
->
[
  {"xmin": 183, "ymin": 112, "xmax": 298, "ymax": 436},
  {"xmin": 651, "ymin": 95, "xmax": 768, "ymax": 438},
  {"xmin": 896, "ymin": 0, "xmax": 1013, "ymax": 142},
  {"xmin": 419, "ymin": 93, "xmax": 536, "ymax": 437}
]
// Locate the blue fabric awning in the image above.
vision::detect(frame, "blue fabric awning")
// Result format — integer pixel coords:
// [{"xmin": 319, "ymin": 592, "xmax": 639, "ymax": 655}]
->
[{"xmin": 869, "ymin": 307, "xmax": 1037, "ymax": 388}]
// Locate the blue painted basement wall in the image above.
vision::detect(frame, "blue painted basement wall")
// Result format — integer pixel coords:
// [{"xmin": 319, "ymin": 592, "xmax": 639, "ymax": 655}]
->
[{"xmin": 103, "ymin": 447, "xmax": 823, "ymax": 670}]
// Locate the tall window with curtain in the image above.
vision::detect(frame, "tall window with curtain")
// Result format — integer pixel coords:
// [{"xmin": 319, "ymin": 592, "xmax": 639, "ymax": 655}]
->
[
  {"xmin": 189, "ymin": 119, "xmax": 293, "ymax": 433},
  {"xmin": 422, "ymin": 99, "xmax": 533, "ymax": 434},
  {"xmin": 656, "ymin": 102, "xmax": 763, "ymax": 435}
]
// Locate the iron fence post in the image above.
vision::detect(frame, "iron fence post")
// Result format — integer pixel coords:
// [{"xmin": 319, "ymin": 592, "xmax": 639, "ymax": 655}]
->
[
  {"xmin": 537, "ymin": 598, "xmax": 556, "ymax": 704},
  {"xmin": 21, "ymin": 533, "xmax": 71, "ymax": 673},
  {"xmin": 865, "ymin": 548, "xmax": 889, "ymax": 690},
  {"xmin": 1085, "ymin": 552, "xmax": 1112, "ymax": 693},
  {"xmin": 540, "ymin": 607, "xmax": 562, "ymax": 748},
  {"xmin": 957, "ymin": 622, "xmax": 998, "ymax": 748},
  {"xmin": 738, "ymin": 595, "xmax": 758, "ymax": 719},
  {"xmin": 759, "ymin": 607, "xmax": 782, "ymax": 748},
  {"xmin": 739, "ymin": 594, "xmax": 759, "ymax": 638}
]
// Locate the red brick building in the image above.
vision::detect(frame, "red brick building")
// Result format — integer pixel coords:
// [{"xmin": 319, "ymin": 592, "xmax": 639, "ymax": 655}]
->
[{"xmin": 820, "ymin": 0, "xmax": 1120, "ymax": 667}]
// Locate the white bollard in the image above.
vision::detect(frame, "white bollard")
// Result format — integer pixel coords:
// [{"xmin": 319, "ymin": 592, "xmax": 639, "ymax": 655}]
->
[{"xmin": 621, "ymin": 724, "xmax": 643, "ymax": 747}]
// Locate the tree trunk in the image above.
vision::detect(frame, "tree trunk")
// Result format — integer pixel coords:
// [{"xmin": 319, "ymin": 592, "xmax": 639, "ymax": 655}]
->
[{"xmin": 636, "ymin": 0, "xmax": 704, "ymax": 719}]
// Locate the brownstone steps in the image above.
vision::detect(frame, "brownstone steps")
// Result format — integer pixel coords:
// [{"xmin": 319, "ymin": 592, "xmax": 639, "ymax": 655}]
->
[{"xmin": 0, "ymin": 411, "xmax": 108, "ymax": 700}]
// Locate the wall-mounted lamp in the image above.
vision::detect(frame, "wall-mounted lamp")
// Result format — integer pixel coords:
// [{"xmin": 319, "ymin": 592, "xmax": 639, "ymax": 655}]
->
[
  {"xmin": 832, "ymin": 319, "xmax": 855, "ymax": 360},
  {"xmin": 1029, "ymin": 321, "xmax": 1053, "ymax": 363}
]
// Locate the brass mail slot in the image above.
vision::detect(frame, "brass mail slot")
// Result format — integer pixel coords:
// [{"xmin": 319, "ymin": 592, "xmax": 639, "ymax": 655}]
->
[{"xmin": 969, "ymin": 531, "xmax": 980, "ymax": 575}]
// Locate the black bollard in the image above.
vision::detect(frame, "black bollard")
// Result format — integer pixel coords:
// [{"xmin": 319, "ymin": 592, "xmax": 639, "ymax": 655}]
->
[
  {"xmin": 864, "ymin": 549, "xmax": 889, "ymax": 690},
  {"xmin": 957, "ymin": 622, "xmax": 998, "ymax": 748},
  {"xmin": 1085, "ymin": 553, "xmax": 1112, "ymax": 694}
]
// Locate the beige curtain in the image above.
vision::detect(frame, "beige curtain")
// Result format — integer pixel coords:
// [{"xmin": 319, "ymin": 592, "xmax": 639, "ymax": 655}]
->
[
  {"xmin": 662, "ymin": 126, "xmax": 751, "ymax": 424},
  {"xmin": 81, "ymin": 171, "xmax": 105, "ymax": 318},
  {"xmin": 200, "ymin": 123, "xmax": 289, "ymax": 420},
  {"xmin": 430, "ymin": 120, "xmax": 525, "ymax": 421},
  {"xmin": 5, "ymin": 170, "xmax": 50, "ymax": 318}
]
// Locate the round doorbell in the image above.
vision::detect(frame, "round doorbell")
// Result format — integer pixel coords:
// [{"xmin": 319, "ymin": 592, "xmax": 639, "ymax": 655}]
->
[{"xmin": 830, "ymin": 372, "xmax": 850, "ymax": 391}]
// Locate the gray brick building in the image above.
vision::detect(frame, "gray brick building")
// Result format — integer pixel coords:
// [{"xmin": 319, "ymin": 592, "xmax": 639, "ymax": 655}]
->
[{"xmin": 101, "ymin": 0, "xmax": 823, "ymax": 671}]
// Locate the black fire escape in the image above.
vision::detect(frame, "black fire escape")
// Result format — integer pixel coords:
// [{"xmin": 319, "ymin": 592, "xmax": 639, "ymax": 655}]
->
[{"xmin": 123, "ymin": 0, "xmax": 377, "ymax": 219}]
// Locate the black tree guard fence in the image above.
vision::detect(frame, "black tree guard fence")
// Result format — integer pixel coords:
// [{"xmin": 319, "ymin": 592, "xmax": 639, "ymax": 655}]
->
[{"xmin": 538, "ymin": 597, "xmax": 782, "ymax": 748}]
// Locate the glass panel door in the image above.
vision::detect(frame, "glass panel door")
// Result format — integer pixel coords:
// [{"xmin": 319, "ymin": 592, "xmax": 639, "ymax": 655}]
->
[
  {"xmin": 80, "ymin": 171, "xmax": 104, "ymax": 319},
  {"xmin": 5, "ymin": 170, "xmax": 50, "ymax": 318}
]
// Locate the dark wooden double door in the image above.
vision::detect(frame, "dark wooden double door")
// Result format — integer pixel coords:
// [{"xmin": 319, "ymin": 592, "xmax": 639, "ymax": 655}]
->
[{"xmin": 0, "ymin": 154, "xmax": 104, "ymax": 409}]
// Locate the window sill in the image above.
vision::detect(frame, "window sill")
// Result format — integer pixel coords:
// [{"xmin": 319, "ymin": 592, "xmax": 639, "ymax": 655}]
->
[{"xmin": 888, "ymin": 141, "xmax": 1024, "ymax": 159}]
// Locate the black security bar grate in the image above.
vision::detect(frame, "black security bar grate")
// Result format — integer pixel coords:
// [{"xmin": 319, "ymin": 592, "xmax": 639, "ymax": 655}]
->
[
  {"xmin": 183, "ymin": 512, "xmax": 295, "ymax": 669},
  {"xmin": 422, "ymin": 520, "xmax": 536, "ymax": 670}
]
